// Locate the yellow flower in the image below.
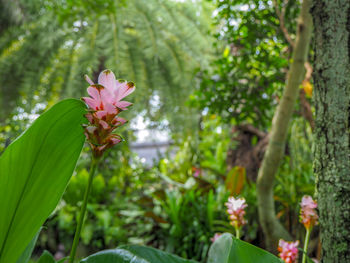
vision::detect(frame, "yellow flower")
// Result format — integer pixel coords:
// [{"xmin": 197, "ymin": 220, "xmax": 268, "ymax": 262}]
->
[{"xmin": 303, "ymin": 81, "xmax": 313, "ymax": 98}]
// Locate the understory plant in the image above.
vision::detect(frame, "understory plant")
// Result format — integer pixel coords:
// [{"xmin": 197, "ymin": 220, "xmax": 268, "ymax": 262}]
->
[
  {"xmin": 0, "ymin": 68, "xmax": 311, "ymax": 263},
  {"xmin": 69, "ymin": 69, "xmax": 135, "ymax": 263}
]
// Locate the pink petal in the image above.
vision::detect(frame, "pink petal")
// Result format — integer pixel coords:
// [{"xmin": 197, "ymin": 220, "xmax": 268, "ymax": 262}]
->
[
  {"xmin": 108, "ymin": 134, "xmax": 122, "ymax": 145},
  {"xmin": 114, "ymin": 81, "xmax": 128, "ymax": 101},
  {"xmin": 113, "ymin": 117, "xmax": 127, "ymax": 126},
  {"xmin": 82, "ymin": 97, "xmax": 99, "ymax": 110},
  {"xmin": 116, "ymin": 101, "xmax": 132, "ymax": 110},
  {"xmin": 96, "ymin": 111, "xmax": 108, "ymax": 119},
  {"xmin": 85, "ymin": 126, "xmax": 97, "ymax": 134},
  {"xmin": 98, "ymin": 69, "xmax": 116, "ymax": 94},
  {"xmin": 97, "ymin": 145, "xmax": 107, "ymax": 152},
  {"xmin": 105, "ymin": 103, "xmax": 117, "ymax": 114},
  {"xmin": 110, "ymin": 137, "xmax": 121, "ymax": 145},
  {"xmin": 85, "ymin": 75, "xmax": 94, "ymax": 85},
  {"xmin": 99, "ymin": 120, "xmax": 109, "ymax": 129},
  {"xmin": 115, "ymin": 81, "xmax": 135, "ymax": 101},
  {"xmin": 87, "ymin": 86, "xmax": 100, "ymax": 100},
  {"xmin": 123, "ymin": 82, "xmax": 136, "ymax": 97},
  {"xmin": 100, "ymin": 88, "xmax": 114, "ymax": 104},
  {"xmin": 116, "ymin": 117, "xmax": 127, "ymax": 124},
  {"xmin": 85, "ymin": 113, "xmax": 94, "ymax": 123}
]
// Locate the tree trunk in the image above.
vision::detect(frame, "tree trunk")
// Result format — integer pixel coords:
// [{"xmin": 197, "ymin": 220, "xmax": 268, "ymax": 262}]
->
[
  {"xmin": 311, "ymin": 1, "xmax": 350, "ymax": 262},
  {"xmin": 256, "ymin": 0, "xmax": 313, "ymax": 251}
]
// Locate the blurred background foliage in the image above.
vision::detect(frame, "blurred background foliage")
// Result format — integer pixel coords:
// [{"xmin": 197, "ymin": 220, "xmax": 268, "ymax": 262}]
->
[
  {"xmin": 0, "ymin": 0, "xmax": 317, "ymax": 262},
  {"xmin": 0, "ymin": 0, "xmax": 213, "ymax": 131},
  {"xmin": 192, "ymin": 0, "xmax": 301, "ymax": 128}
]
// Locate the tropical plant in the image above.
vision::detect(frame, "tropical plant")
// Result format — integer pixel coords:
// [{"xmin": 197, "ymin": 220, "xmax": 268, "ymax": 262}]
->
[
  {"xmin": 0, "ymin": 99, "xmax": 87, "ymax": 263},
  {"xmin": 193, "ymin": 0, "xmax": 301, "ymax": 128},
  {"xmin": 0, "ymin": 0, "xmax": 213, "ymax": 132}
]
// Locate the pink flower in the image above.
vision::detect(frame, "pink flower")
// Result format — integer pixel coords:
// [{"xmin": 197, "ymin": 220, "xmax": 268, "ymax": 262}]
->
[
  {"xmin": 210, "ymin": 233, "xmax": 222, "ymax": 243},
  {"xmin": 300, "ymin": 195, "xmax": 318, "ymax": 230},
  {"xmin": 82, "ymin": 69, "xmax": 135, "ymax": 157},
  {"xmin": 278, "ymin": 239, "xmax": 299, "ymax": 263},
  {"xmin": 83, "ymin": 70, "xmax": 135, "ymax": 113},
  {"xmin": 192, "ymin": 167, "xmax": 201, "ymax": 178},
  {"xmin": 225, "ymin": 196, "xmax": 247, "ymax": 228}
]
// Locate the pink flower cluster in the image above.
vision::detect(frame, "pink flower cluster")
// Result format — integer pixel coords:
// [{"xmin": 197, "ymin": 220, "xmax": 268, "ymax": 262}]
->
[
  {"xmin": 300, "ymin": 195, "xmax": 318, "ymax": 230},
  {"xmin": 210, "ymin": 233, "xmax": 222, "ymax": 243},
  {"xmin": 225, "ymin": 196, "xmax": 247, "ymax": 228},
  {"xmin": 192, "ymin": 167, "xmax": 201, "ymax": 178},
  {"xmin": 278, "ymin": 239, "xmax": 299, "ymax": 263},
  {"xmin": 82, "ymin": 69, "xmax": 135, "ymax": 157}
]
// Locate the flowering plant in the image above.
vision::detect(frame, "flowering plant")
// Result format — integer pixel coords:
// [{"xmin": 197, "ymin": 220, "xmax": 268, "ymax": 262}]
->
[
  {"xmin": 278, "ymin": 239, "xmax": 299, "ymax": 263},
  {"xmin": 299, "ymin": 195, "xmax": 318, "ymax": 263},
  {"xmin": 211, "ymin": 233, "xmax": 222, "ymax": 243},
  {"xmin": 69, "ymin": 69, "xmax": 135, "ymax": 263},
  {"xmin": 225, "ymin": 196, "xmax": 247, "ymax": 238},
  {"xmin": 300, "ymin": 195, "xmax": 318, "ymax": 230},
  {"xmin": 82, "ymin": 69, "xmax": 135, "ymax": 158}
]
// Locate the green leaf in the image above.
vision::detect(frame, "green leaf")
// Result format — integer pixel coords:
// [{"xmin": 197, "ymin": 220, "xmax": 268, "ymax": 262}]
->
[
  {"xmin": 37, "ymin": 251, "xmax": 56, "ymax": 263},
  {"xmin": 0, "ymin": 99, "xmax": 87, "ymax": 263},
  {"xmin": 207, "ymin": 233, "xmax": 282, "ymax": 263},
  {"xmin": 80, "ymin": 245, "xmax": 199, "ymax": 263},
  {"xmin": 16, "ymin": 229, "xmax": 41, "ymax": 263}
]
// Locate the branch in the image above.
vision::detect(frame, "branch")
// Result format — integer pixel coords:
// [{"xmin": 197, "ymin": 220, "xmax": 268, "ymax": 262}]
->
[
  {"xmin": 273, "ymin": 0, "xmax": 295, "ymax": 48},
  {"xmin": 300, "ymin": 61, "xmax": 315, "ymax": 130},
  {"xmin": 257, "ymin": 0, "xmax": 313, "ymax": 251}
]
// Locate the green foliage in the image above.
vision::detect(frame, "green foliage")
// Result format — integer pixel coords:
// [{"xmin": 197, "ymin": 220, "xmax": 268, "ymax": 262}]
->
[
  {"xmin": 36, "ymin": 153, "xmax": 161, "ymax": 254},
  {"xmin": 33, "ymin": 117, "xmax": 230, "ymax": 262},
  {"xmin": 0, "ymin": 1, "xmax": 319, "ymax": 262},
  {"xmin": 160, "ymin": 116, "xmax": 230, "ymax": 184},
  {"xmin": 81, "ymin": 245, "xmax": 199, "ymax": 263},
  {"xmin": 28, "ymin": 108, "xmax": 314, "ymax": 262},
  {"xmin": 157, "ymin": 189, "xmax": 219, "ymax": 261},
  {"xmin": 0, "ymin": 0, "xmax": 213, "ymax": 132},
  {"xmin": 16, "ymin": 231, "xmax": 40, "ymax": 263},
  {"xmin": 274, "ymin": 117, "xmax": 315, "ymax": 238},
  {"xmin": 0, "ymin": 99, "xmax": 86, "ymax": 263},
  {"xmin": 192, "ymin": 0, "xmax": 300, "ymax": 127},
  {"xmin": 207, "ymin": 233, "xmax": 282, "ymax": 263},
  {"xmin": 36, "ymin": 251, "xmax": 56, "ymax": 263}
]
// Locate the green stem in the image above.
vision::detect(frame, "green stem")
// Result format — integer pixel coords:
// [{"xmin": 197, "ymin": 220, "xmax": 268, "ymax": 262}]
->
[
  {"xmin": 235, "ymin": 227, "xmax": 240, "ymax": 239},
  {"xmin": 302, "ymin": 228, "xmax": 311, "ymax": 263},
  {"xmin": 69, "ymin": 157, "xmax": 99, "ymax": 263}
]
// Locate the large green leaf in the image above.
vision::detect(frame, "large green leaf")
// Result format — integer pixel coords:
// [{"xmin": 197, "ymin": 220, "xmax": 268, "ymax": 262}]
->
[
  {"xmin": 80, "ymin": 245, "xmax": 199, "ymax": 263},
  {"xmin": 37, "ymin": 251, "xmax": 56, "ymax": 263},
  {"xmin": 207, "ymin": 233, "xmax": 282, "ymax": 263},
  {"xmin": 16, "ymin": 230, "xmax": 40, "ymax": 263},
  {"xmin": 0, "ymin": 99, "xmax": 87, "ymax": 263}
]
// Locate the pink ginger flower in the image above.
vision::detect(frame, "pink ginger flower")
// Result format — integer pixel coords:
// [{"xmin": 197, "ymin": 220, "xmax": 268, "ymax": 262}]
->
[
  {"xmin": 210, "ymin": 233, "xmax": 222, "ymax": 243},
  {"xmin": 192, "ymin": 167, "xmax": 201, "ymax": 178},
  {"xmin": 278, "ymin": 239, "xmax": 299, "ymax": 263},
  {"xmin": 225, "ymin": 196, "xmax": 247, "ymax": 228},
  {"xmin": 82, "ymin": 69, "xmax": 135, "ymax": 157},
  {"xmin": 300, "ymin": 195, "xmax": 318, "ymax": 230}
]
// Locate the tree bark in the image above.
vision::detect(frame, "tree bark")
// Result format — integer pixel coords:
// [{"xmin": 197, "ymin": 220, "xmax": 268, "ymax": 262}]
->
[
  {"xmin": 256, "ymin": 0, "xmax": 313, "ymax": 251},
  {"xmin": 311, "ymin": 1, "xmax": 350, "ymax": 262}
]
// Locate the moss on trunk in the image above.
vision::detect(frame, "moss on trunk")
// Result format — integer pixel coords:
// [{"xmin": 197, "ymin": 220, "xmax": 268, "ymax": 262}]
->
[{"xmin": 311, "ymin": 0, "xmax": 350, "ymax": 262}]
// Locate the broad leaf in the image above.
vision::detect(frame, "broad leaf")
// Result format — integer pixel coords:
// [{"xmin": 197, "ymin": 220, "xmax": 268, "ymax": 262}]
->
[
  {"xmin": 0, "ymin": 99, "xmax": 87, "ymax": 263},
  {"xmin": 225, "ymin": 166, "xmax": 246, "ymax": 195},
  {"xmin": 37, "ymin": 251, "xmax": 56, "ymax": 263},
  {"xmin": 207, "ymin": 233, "xmax": 282, "ymax": 263},
  {"xmin": 80, "ymin": 245, "xmax": 199, "ymax": 263},
  {"xmin": 16, "ymin": 230, "xmax": 40, "ymax": 263}
]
